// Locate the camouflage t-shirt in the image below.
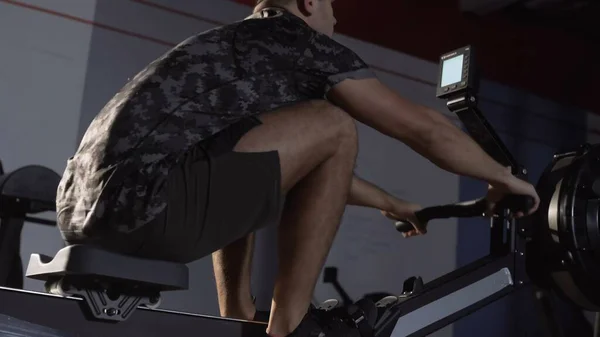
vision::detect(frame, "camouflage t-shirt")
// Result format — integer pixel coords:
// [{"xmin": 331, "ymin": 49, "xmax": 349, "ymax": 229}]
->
[{"xmin": 56, "ymin": 8, "xmax": 376, "ymax": 239}]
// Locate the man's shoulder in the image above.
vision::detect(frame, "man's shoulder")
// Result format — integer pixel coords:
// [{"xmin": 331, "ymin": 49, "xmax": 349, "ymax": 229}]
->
[
  {"xmin": 191, "ymin": 10, "xmax": 349, "ymax": 55},
  {"xmin": 183, "ymin": 11, "xmax": 311, "ymax": 52},
  {"xmin": 308, "ymin": 32, "xmax": 361, "ymax": 58}
]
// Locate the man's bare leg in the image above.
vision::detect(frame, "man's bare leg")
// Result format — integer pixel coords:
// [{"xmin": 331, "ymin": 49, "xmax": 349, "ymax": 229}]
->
[
  {"xmin": 267, "ymin": 125, "xmax": 357, "ymax": 335},
  {"xmin": 214, "ymin": 100, "xmax": 358, "ymax": 335},
  {"xmin": 211, "ymin": 101, "xmax": 357, "ymax": 325},
  {"xmin": 212, "ymin": 232, "xmax": 256, "ymax": 320}
]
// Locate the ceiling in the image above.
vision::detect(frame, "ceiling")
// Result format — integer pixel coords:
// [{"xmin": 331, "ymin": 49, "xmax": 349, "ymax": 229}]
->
[{"xmin": 234, "ymin": 0, "xmax": 600, "ymax": 114}]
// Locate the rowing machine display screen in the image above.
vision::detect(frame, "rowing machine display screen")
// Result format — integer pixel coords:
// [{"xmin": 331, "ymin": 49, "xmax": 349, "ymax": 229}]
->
[
  {"xmin": 440, "ymin": 54, "xmax": 463, "ymax": 88},
  {"xmin": 436, "ymin": 45, "xmax": 476, "ymax": 99}
]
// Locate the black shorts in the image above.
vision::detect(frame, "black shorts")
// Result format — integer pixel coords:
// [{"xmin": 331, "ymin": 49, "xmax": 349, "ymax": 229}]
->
[{"xmin": 121, "ymin": 117, "xmax": 283, "ymax": 263}]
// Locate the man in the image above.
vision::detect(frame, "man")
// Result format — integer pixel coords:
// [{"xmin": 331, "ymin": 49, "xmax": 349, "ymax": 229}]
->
[{"xmin": 55, "ymin": 0, "xmax": 540, "ymax": 336}]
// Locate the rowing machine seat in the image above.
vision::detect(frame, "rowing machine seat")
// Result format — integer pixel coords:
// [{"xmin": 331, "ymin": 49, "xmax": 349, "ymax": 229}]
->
[
  {"xmin": 25, "ymin": 245, "xmax": 189, "ymax": 322},
  {"xmin": 26, "ymin": 244, "xmax": 188, "ymax": 290}
]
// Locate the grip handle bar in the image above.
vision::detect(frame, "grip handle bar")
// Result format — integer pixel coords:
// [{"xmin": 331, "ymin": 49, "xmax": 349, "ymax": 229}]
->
[{"xmin": 395, "ymin": 194, "xmax": 534, "ymax": 233}]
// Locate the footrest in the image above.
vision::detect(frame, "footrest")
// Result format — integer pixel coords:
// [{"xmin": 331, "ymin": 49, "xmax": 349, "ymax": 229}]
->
[{"xmin": 26, "ymin": 244, "xmax": 188, "ymax": 290}]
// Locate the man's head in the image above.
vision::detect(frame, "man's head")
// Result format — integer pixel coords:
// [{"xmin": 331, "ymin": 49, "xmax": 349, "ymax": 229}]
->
[{"xmin": 254, "ymin": 0, "xmax": 337, "ymax": 37}]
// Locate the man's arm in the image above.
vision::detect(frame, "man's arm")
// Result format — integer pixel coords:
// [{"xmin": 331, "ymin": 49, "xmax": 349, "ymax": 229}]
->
[
  {"xmin": 348, "ymin": 174, "xmax": 425, "ymax": 233},
  {"xmin": 327, "ymin": 78, "xmax": 512, "ymax": 187},
  {"xmin": 348, "ymin": 174, "xmax": 394, "ymax": 210}
]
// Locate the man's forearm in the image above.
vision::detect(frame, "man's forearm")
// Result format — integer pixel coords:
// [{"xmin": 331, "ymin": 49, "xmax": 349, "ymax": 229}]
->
[
  {"xmin": 413, "ymin": 115, "xmax": 511, "ymax": 187},
  {"xmin": 347, "ymin": 174, "xmax": 403, "ymax": 211}
]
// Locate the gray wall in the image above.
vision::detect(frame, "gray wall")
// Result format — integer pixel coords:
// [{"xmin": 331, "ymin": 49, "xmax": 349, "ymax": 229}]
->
[
  {"xmin": 0, "ymin": 0, "xmax": 97, "ymax": 291},
  {"xmin": 1, "ymin": 0, "xmax": 598, "ymax": 336}
]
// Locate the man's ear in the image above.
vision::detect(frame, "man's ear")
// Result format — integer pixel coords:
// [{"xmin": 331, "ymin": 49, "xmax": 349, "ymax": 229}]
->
[{"xmin": 297, "ymin": 0, "xmax": 315, "ymax": 16}]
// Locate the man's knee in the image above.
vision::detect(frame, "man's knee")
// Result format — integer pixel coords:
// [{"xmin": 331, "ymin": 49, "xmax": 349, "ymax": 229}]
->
[{"xmin": 311, "ymin": 100, "xmax": 358, "ymax": 144}]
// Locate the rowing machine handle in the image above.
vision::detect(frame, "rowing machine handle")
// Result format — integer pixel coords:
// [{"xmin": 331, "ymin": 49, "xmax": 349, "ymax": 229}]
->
[{"xmin": 395, "ymin": 195, "xmax": 534, "ymax": 233}]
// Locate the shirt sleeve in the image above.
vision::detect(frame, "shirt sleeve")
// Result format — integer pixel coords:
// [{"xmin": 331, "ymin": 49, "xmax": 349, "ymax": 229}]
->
[{"xmin": 300, "ymin": 33, "xmax": 377, "ymax": 94}]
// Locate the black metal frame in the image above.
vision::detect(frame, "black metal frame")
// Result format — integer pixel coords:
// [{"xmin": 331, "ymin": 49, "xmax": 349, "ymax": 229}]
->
[
  {"xmin": 0, "ymin": 160, "xmax": 59, "ymax": 288},
  {"xmin": 0, "ymin": 214, "xmax": 56, "ymax": 288},
  {"xmin": 376, "ymin": 257, "xmax": 515, "ymax": 336},
  {"xmin": 0, "ymin": 216, "xmax": 24, "ymax": 288},
  {"xmin": 0, "ymin": 286, "xmax": 266, "ymax": 337}
]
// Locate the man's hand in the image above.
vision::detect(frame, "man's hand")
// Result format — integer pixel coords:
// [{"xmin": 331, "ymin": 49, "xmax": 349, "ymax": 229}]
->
[
  {"xmin": 346, "ymin": 175, "xmax": 425, "ymax": 237},
  {"xmin": 381, "ymin": 200, "xmax": 424, "ymax": 238},
  {"xmin": 485, "ymin": 167, "xmax": 540, "ymax": 218}
]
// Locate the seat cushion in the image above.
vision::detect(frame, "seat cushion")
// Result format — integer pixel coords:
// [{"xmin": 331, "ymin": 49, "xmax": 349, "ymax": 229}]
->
[{"xmin": 26, "ymin": 245, "xmax": 188, "ymax": 290}]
